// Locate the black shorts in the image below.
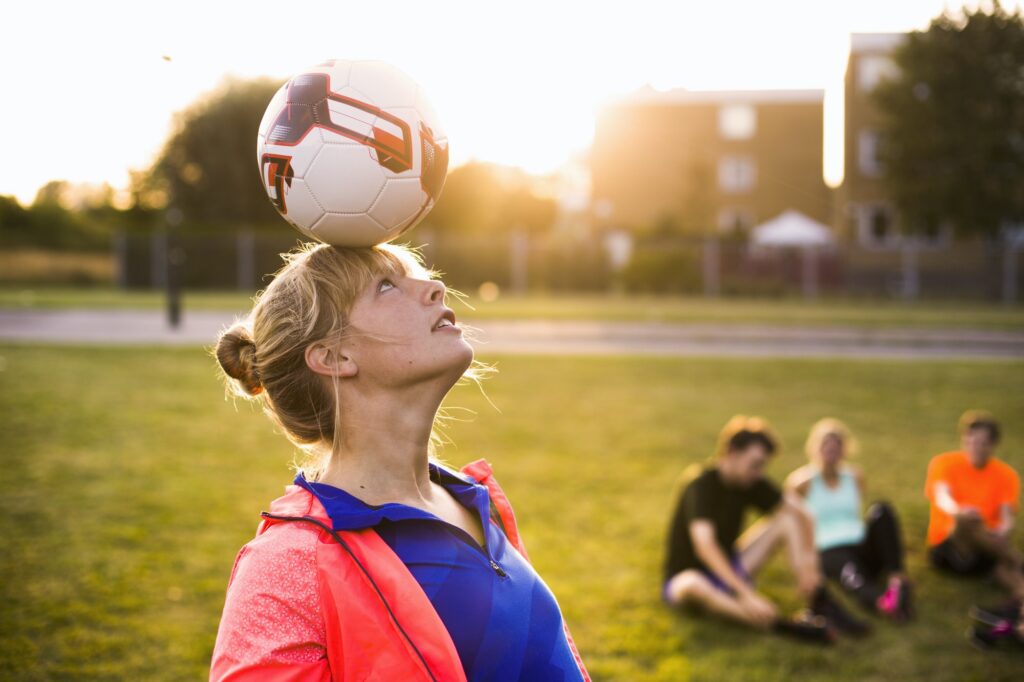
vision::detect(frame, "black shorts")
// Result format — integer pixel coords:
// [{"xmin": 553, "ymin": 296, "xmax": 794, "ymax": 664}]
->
[{"xmin": 928, "ymin": 537, "xmax": 998, "ymax": 576}]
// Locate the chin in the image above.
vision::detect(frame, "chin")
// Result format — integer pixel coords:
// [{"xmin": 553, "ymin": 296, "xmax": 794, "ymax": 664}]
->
[{"xmin": 452, "ymin": 338, "xmax": 475, "ymax": 371}]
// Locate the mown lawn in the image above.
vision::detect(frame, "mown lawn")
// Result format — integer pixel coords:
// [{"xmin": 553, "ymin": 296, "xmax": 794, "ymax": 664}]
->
[
  {"xmin": 2, "ymin": 285, "xmax": 1023, "ymax": 330},
  {"xmin": 0, "ymin": 345, "xmax": 1021, "ymax": 681}
]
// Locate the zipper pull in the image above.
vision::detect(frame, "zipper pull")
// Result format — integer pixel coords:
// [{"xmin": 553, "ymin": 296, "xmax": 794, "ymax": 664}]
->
[{"xmin": 490, "ymin": 559, "xmax": 508, "ymax": 578}]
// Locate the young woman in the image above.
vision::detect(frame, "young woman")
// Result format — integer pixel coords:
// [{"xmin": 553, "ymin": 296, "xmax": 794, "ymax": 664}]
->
[
  {"xmin": 785, "ymin": 418, "xmax": 913, "ymax": 621},
  {"xmin": 208, "ymin": 242, "xmax": 589, "ymax": 682}
]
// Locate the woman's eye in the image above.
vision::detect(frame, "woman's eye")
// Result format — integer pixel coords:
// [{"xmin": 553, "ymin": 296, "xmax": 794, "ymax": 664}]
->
[{"xmin": 379, "ymin": 278, "xmax": 395, "ymax": 292}]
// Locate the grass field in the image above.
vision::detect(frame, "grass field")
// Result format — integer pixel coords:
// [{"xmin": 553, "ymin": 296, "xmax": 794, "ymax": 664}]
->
[
  {"xmin": 2, "ymin": 285, "xmax": 1023, "ymax": 330},
  {"xmin": 1, "ymin": 345, "xmax": 1022, "ymax": 681}
]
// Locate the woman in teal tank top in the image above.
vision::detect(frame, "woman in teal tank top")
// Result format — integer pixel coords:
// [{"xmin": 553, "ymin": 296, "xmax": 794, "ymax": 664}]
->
[{"xmin": 785, "ymin": 418, "xmax": 913, "ymax": 621}]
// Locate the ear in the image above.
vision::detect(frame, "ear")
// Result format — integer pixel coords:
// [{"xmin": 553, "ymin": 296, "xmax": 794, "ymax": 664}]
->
[{"xmin": 305, "ymin": 341, "xmax": 358, "ymax": 379}]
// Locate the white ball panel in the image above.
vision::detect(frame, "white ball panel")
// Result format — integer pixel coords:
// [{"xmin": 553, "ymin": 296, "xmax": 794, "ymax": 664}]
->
[
  {"xmin": 313, "ymin": 212, "xmax": 389, "ymax": 247},
  {"xmin": 348, "ymin": 61, "xmax": 418, "ymax": 109},
  {"xmin": 413, "ymin": 86, "xmax": 446, "ymax": 141},
  {"xmin": 335, "ymin": 85, "xmax": 377, "ymax": 108},
  {"xmin": 280, "ymin": 178, "xmax": 325, "ymax": 232},
  {"xmin": 368, "ymin": 178, "xmax": 427, "ymax": 230},
  {"xmin": 318, "ymin": 60, "xmax": 353, "ymax": 91},
  {"xmin": 305, "ymin": 144, "xmax": 387, "ymax": 213}
]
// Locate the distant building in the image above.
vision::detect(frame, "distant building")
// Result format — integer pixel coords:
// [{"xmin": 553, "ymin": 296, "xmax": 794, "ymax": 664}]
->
[
  {"xmin": 840, "ymin": 32, "xmax": 951, "ymax": 249},
  {"xmin": 591, "ymin": 88, "xmax": 831, "ymax": 237}
]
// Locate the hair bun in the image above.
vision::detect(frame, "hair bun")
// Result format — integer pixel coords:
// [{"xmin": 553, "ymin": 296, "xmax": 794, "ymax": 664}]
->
[{"xmin": 215, "ymin": 324, "xmax": 264, "ymax": 396}]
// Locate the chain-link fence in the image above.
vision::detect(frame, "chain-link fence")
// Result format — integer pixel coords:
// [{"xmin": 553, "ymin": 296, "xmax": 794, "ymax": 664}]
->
[{"xmin": 114, "ymin": 229, "xmax": 1023, "ymax": 302}]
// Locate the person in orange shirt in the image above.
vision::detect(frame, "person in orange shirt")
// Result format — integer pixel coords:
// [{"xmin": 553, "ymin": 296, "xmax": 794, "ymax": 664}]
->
[{"xmin": 924, "ymin": 410, "xmax": 1022, "ymax": 597}]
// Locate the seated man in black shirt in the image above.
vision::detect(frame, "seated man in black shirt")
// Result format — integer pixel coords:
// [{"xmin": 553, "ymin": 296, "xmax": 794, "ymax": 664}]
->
[{"xmin": 663, "ymin": 415, "xmax": 868, "ymax": 643}]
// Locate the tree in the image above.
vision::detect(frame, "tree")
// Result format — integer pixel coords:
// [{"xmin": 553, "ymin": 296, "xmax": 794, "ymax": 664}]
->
[
  {"xmin": 421, "ymin": 162, "xmax": 556, "ymax": 235},
  {"xmin": 874, "ymin": 2, "xmax": 1024, "ymax": 238},
  {"xmin": 146, "ymin": 76, "xmax": 284, "ymax": 228}
]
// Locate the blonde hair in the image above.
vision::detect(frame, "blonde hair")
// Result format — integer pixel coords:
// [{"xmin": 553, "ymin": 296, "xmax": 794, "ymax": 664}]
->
[
  {"xmin": 804, "ymin": 417, "xmax": 858, "ymax": 462},
  {"xmin": 210, "ymin": 240, "xmax": 492, "ymax": 481}
]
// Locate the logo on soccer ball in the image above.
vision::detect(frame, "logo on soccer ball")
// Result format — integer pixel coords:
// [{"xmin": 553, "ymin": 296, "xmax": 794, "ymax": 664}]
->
[
  {"xmin": 419, "ymin": 122, "xmax": 448, "ymax": 201},
  {"xmin": 266, "ymin": 72, "xmax": 414, "ymax": 174},
  {"xmin": 260, "ymin": 154, "xmax": 294, "ymax": 214}
]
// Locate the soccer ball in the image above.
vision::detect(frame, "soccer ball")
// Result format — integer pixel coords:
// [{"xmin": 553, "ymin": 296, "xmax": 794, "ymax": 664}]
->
[{"xmin": 256, "ymin": 59, "xmax": 449, "ymax": 246}]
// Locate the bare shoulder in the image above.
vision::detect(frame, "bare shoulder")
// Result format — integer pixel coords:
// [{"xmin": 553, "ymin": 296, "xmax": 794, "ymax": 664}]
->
[{"xmin": 784, "ymin": 465, "xmax": 815, "ymax": 495}]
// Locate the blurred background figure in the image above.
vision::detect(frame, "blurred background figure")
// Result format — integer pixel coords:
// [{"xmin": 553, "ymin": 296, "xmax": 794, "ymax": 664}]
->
[
  {"xmin": 785, "ymin": 418, "xmax": 913, "ymax": 622},
  {"xmin": 662, "ymin": 415, "xmax": 868, "ymax": 644},
  {"xmin": 923, "ymin": 410, "xmax": 1024, "ymax": 650}
]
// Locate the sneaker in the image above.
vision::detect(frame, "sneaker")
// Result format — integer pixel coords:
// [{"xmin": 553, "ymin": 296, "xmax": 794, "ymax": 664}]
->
[
  {"xmin": 967, "ymin": 624, "xmax": 1001, "ymax": 651},
  {"xmin": 966, "ymin": 619, "xmax": 1024, "ymax": 652},
  {"xmin": 969, "ymin": 600, "xmax": 1022, "ymax": 628},
  {"xmin": 878, "ymin": 577, "xmax": 914, "ymax": 623},
  {"xmin": 812, "ymin": 586, "xmax": 872, "ymax": 638},
  {"xmin": 896, "ymin": 579, "xmax": 914, "ymax": 622},
  {"xmin": 772, "ymin": 611, "xmax": 836, "ymax": 646}
]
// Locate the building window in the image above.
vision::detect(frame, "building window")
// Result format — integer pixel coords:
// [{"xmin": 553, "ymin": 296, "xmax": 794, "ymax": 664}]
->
[
  {"xmin": 858, "ymin": 55, "xmax": 898, "ymax": 92},
  {"xmin": 717, "ymin": 207, "xmax": 755, "ymax": 234},
  {"xmin": 858, "ymin": 129, "xmax": 884, "ymax": 177},
  {"xmin": 909, "ymin": 215, "xmax": 953, "ymax": 248},
  {"xmin": 718, "ymin": 156, "xmax": 756, "ymax": 193},
  {"xmin": 718, "ymin": 104, "xmax": 756, "ymax": 140},
  {"xmin": 856, "ymin": 203, "xmax": 897, "ymax": 247}
]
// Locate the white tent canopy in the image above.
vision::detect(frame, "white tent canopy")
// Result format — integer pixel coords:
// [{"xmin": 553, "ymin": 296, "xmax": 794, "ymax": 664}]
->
[{"xmin": 749, "ymin": 210, "xmax": 835, "ymax": 248}]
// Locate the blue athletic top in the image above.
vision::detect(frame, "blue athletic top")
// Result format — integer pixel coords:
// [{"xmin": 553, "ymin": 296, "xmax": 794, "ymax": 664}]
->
[
  {"xmin": 292, "ymin": 463, "xmax": 584, "ymax": 682},
  {"xmin": 804, "ymin": 470, "xmax": 866, "ymax": 551}
]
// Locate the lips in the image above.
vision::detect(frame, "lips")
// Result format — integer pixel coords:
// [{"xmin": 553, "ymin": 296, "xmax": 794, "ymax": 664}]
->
[{"xmin": 432, "ymin": 308, "xmax": 458, "ymax": 331}]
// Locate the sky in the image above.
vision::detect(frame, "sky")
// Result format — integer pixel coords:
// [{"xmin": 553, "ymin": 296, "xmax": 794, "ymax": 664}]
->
[{"xmin": 2, "ymin": 0, "xmax": 1019, "ymax": 205}]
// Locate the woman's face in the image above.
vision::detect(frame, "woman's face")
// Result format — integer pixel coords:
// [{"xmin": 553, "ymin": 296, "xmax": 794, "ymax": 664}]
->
[
  {"xmin": 342, "ymin": 268, "xmax": 474, "ymax": 388},
  {"xmin": 818, "ymin": 433, "xmax": 845, "ymax": 466}
]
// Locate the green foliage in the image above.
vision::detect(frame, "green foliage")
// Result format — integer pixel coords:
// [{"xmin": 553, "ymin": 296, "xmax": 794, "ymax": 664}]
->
[
  {"xmin": 874, "ymin": 2, "xmax": 1024, "ymax": 237},
  {"xmin": 0, "ymin": 346, "xmax": 1022, "ymax": 680},
  {"xmin": 621, "ymin": 246, "xmax": 703, "ymax": 293},
  {"xmin": 422, "ymin": 162, "xmax": 558, "ymax": 235},
  {"xmin": 0, "ymin": 179, "xmax": 161, "ymax": 251},
  {"xmin": 145, "ymin": 77, "xmax": 285, "ymax": 228}
]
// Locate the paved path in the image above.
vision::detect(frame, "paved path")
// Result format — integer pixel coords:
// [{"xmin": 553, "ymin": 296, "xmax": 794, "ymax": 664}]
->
[{"xmin": 0, "ymin": 309, "xmax": 1021, "ymax": 359}]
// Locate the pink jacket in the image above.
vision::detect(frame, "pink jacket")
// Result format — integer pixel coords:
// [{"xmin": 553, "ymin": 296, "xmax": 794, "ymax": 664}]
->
[{"xmin": 209, "ymin": 459, "xmax": 590, "ymax": 681}]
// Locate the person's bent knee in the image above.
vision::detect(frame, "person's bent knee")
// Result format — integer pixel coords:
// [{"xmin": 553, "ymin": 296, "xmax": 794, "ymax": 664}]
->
[
  {"xmin": 665, "ymin": 570, "xmax": 707, "ymax": 607},
  {"xmin": 775, "ymin": 503, "xmax": 804, "ymax": 526},
  {"xmin": 866, "ymin": 500, "xmax": 896, "ymax": 523},
  {"xmin": 957, "ymin": 514, "xmax": 984, "ymax": 528}
]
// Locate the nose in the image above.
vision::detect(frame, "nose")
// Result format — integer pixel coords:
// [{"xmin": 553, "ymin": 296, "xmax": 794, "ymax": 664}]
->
[{"xmin": 423, "ymin": 277, "xmax": 446, "ymax": 304}]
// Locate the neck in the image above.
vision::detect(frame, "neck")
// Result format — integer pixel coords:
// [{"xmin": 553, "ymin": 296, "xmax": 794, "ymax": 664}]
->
[
  {"xmin": 966, "ymin": 451, "xmax": 989, "ymax": 469},
  {"xmin": 820, "ymin": 461, "xmax": 840, "ymax": 479},
  {"xmin": 318, "ymin": 381, "xmax": 445, "ymax": 506},
  {"xmin": 717, "ymin": 459, "xmax": 742, "ymax": 485}
]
